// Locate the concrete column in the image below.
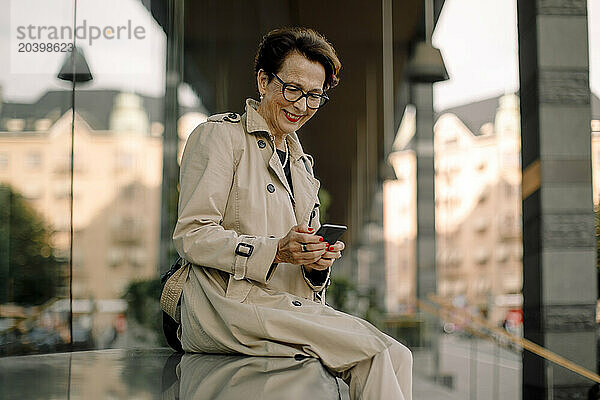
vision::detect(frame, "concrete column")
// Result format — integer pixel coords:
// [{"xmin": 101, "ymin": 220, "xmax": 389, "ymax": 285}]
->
[
  {"xmin": 517, "ymin": 1, "xmax": 597, "ymax": 398},
  {"xmin": 412, "ymin": 83, "xmax": 439, "ymax": 381},
  {"xmin": 412, "ymin": 83, "xmax": 437, "ymax": 303}
]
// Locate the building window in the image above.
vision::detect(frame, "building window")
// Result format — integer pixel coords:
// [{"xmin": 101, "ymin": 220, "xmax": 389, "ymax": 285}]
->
[
  {"xmin": 474, "ymin": 248, "xmax": 489, "ymax": 265},
  {"xmin": 115, "ymin": 152, "xmax": 136, "ymax": 172},
  {"xmin": 111, "ymin": 215, "xmax": 143, "ymax": 243},
  {"xmin": 503, "ymin": 275, "xmax": 522, "ymax": 292},
  {"xmin": 499, "ymin": 213, "xmax": 520, "ymax": 239},
  {"xmin": 496, "ymin": 246, "xmax": 509, "ymax": 263},
  {"xmin": 474, "ymin": 216, "xmax": 488, "ymax": 233},
  {"xmin": 478, "ymin": 188, "xmax": 489, "ymax": 204},
  {"xmin": 129, "ymin": 247, "xmax": 146, "ymax": 267},
  {"xmin": 22, "ymin": 185, "xmax": 43, "ymax": 200},
  {"xmin": 0, "ymin": 153, "xmax": 8, "ymax": 169},
  {"xmin": 122, "ymin": 184, "xmax": 137, "ymax": 200},
  {"xmin": 25, "ymin": 152, "xmax": 42, "ymax": 170},
  {"xmin": 444, "ymin": 136, "xmax": 458, "ymax": 145},
  {"xmin": 107, "ymin": 248, "xmax": 124, "ymax": 267},
  {"xmin": 35, "ymin": 119, "xmax": 52, "ymax": 131},
  {"xmin": 6, "ymin": 119, "xmax": 25, "ymax": 132},
  {"xmin": 53, "ymin": 181, "xmax": 71, "ymax": 199},
  {"xmin": 479, "ymin": 193, "xmax": 487, "ymax": 203}
]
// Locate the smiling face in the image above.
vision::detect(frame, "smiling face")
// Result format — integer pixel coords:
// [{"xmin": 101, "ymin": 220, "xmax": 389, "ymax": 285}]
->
[{"xmin": 256, "ymin": 52, "xmax": 326, "ymax": 141}]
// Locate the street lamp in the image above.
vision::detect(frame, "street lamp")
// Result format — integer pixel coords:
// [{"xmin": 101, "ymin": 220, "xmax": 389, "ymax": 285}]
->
[
  {"xmin": 407, "ymin": 0, "xmax": 448, "ymax": 83},
  {"xmin": 57, "ymin": 46, "xmax": 93, "ymax": 83},
  {"xmin": 56, "ymin": 45, "xmax": 92, "ymax": 351}
]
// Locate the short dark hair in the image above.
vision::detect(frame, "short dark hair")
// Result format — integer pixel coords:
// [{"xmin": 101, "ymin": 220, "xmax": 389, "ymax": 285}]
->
[{"xmin": 254, "ymin": 27, "xmax": 341, "ymax": 91}]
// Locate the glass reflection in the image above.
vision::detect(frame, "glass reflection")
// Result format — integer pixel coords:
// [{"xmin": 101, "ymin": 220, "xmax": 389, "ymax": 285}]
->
[
  {"xmin": 0, "ymin": 349, "xmax": 347, "ymax": 399},
  {"xmin": 163, "ymin": 353, "xmax": 347, "ymax": 400},
  {"xmin": 0, "ymin": 0, "xmax": 74, "ymax": 355},
  {"xmin": 0, "ymin": 349, "xmax": 171, "ymax": 399},
  {"xmin": 0, "ymin": 0, "xmax": 195, "ymax": 353}
]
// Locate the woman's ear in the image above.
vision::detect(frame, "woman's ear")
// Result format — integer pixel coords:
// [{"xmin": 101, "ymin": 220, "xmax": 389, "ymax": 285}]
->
[{"xmin": 256, "ymin": 69, "xmax": 268, "ymax": 97}]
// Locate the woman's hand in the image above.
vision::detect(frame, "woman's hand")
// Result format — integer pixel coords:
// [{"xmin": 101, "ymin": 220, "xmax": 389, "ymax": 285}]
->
[
  {"xmin": 274, "ymin": 225, "xmax": 328, "ymax": 265},
  {"xmin": 304, "ymin": 240, "xmax": 345, "ymax": 272}
]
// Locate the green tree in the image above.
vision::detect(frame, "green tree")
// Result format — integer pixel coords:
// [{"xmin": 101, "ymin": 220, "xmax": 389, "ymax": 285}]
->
[
  {"xmin": 326, "ymin": 275, "xmax": 356, "ymax": 312},
  {"xmin": 0, "ymin": 184, "xmax": 63, "ymax": 305},
  {"xmin": 318, "ymin": 188, "xmax": 331, "ymax": 224},
  {"xmin": 123, "ymin": 278, "xmax": 166, "ymax": 346}
]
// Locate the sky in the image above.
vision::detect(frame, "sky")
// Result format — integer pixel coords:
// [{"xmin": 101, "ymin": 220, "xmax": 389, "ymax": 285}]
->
[
  {"xmin": 0, "ymin": 0, "xmax": 166, "ymax": 102},
  {"xmin": 432, "ymin": 0, "xmax": 599, "ymax": 112}
]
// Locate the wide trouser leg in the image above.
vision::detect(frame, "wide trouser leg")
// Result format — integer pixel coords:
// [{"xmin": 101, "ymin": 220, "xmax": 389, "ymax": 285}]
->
[{"xmin": 339, "ymin": 340, "xmax": 413, "ymax": 400}]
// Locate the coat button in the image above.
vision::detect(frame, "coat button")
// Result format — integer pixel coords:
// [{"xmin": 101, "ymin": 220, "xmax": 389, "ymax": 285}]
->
[
  {"xmin": 257, "ymin": 139, "xmax": 266, "ymax": 149},
  {"xmin": 267, "ymin": 183, "xmax": 275, "ymax": 193},
  {"xmin": 292, "ymin": 300, "xmax": 302, "ymax": 307}
]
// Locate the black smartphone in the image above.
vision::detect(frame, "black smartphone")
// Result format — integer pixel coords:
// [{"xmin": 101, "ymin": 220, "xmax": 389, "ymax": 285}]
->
[{"xmin": 314, "ymin": 224, "xmax": 347, "ymax": 245}]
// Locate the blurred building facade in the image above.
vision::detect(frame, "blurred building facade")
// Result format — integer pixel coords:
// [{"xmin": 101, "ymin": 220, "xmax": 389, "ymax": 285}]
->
[
  {"xmin": 385, "ymin": 94, "xmax": 522, "ymax": 324},
  {"xmin": 384, "ymin": 149, "xmax": 417, "ymax": 314},
  {"xmin": 0, "ymin": 91, "xmax": 163, "ymax": 305},
  {"xmin": 0, "ymin": 89, "xmax": 206, "ymax": 311},
  {"xmin": 434, "ymin": 94, "xmax": 523, "ymax": 325},
  {"xmin": 386, "ymin": 92, "xmax": 600, "ymax": 327}
]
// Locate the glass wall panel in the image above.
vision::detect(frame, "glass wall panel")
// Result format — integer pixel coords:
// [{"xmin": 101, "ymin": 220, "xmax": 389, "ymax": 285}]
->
[
  {"xmin": 0, "ymin": 0, "xmax": 187, "ymax": 353},
  {"xmin": 69, "ymin": 0, "xmax": 169, "ymax": 350},
  {"xmin": 1, "ymin": 2, "xmax": 598, "ymax": 398},
  {"xmin": 0, "ymin": 0, "xmax": 75, "ymax": 355}
]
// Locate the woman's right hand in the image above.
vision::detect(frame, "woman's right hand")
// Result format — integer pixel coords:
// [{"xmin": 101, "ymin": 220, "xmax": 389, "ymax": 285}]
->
[{"xmin": 273, "ymin": 225, "xmax": 328, "ymax": 265}]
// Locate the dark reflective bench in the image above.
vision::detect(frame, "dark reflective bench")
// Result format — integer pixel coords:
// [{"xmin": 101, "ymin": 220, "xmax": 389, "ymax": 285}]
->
[{"xmin": 0, "ymin": 348, "xmax": 349, "ymax": 399}]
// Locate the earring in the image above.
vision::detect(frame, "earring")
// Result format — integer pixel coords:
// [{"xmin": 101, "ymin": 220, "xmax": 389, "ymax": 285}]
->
[{"xmin": 260, "ymin": 93, "xmax": 264, "ymax": 100}]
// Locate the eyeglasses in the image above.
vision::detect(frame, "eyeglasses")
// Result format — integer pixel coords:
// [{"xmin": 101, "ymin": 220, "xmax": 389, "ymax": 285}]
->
[{"xmin": 271, "ymin": 73, "xmax": 329, "ymax": 109}]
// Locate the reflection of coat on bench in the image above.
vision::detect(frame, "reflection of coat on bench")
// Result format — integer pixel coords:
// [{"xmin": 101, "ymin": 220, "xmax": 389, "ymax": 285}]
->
[
  {"xmin": 176, "ymin": 353, "xmax": 345, "ymax": 400},
  {"xmin": 168, "ymin": 98, "xmax": 392, "ymax": 373}
]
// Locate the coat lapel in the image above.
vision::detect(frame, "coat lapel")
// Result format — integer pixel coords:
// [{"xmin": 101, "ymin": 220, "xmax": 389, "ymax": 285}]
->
[
  {"xmin": 244, "ymin": 99, "xmax": 294, "ymax": 201},
  {"xmin": 265, "ymin": 141, "xmax": 295, "ymax": 202},
  {"xmin": 244, "ymin": 99, "xmax": 320, "ymax": 224},
  {"xmin": 287, "ymin": 132, "xmax": 320, "ymax": 225},
  {"xmin": 290, "ymin": 156, "xmax": 320, "ymax": 225}
]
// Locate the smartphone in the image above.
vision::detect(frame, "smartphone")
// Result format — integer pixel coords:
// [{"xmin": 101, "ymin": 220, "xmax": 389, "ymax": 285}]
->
[{"xmin": 314, "ymin": 223, "xmax": 347, "ymax": 245}]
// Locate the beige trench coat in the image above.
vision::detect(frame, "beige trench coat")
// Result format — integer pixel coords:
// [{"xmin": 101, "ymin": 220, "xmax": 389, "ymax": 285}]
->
[{"xmin": 170, "ymin": 98, "xmax": 393, "ymax": 373}]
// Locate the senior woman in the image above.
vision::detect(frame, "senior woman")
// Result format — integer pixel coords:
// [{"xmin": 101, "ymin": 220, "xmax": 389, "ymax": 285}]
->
[{"xmin": 164, "ymin": 27, "xmax": 412, "ymax": 399}]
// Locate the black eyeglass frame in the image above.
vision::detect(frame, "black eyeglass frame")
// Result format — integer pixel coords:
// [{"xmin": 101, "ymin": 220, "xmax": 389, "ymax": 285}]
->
[{"xmin": 270, "ymin": 72, "xmax": 329, "ymax": 109}]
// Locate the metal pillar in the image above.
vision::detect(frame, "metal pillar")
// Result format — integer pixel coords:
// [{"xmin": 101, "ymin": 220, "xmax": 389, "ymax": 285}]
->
[{"xmin": 159, "ymin": 0, "xmax": 184, "ymax": 274}]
